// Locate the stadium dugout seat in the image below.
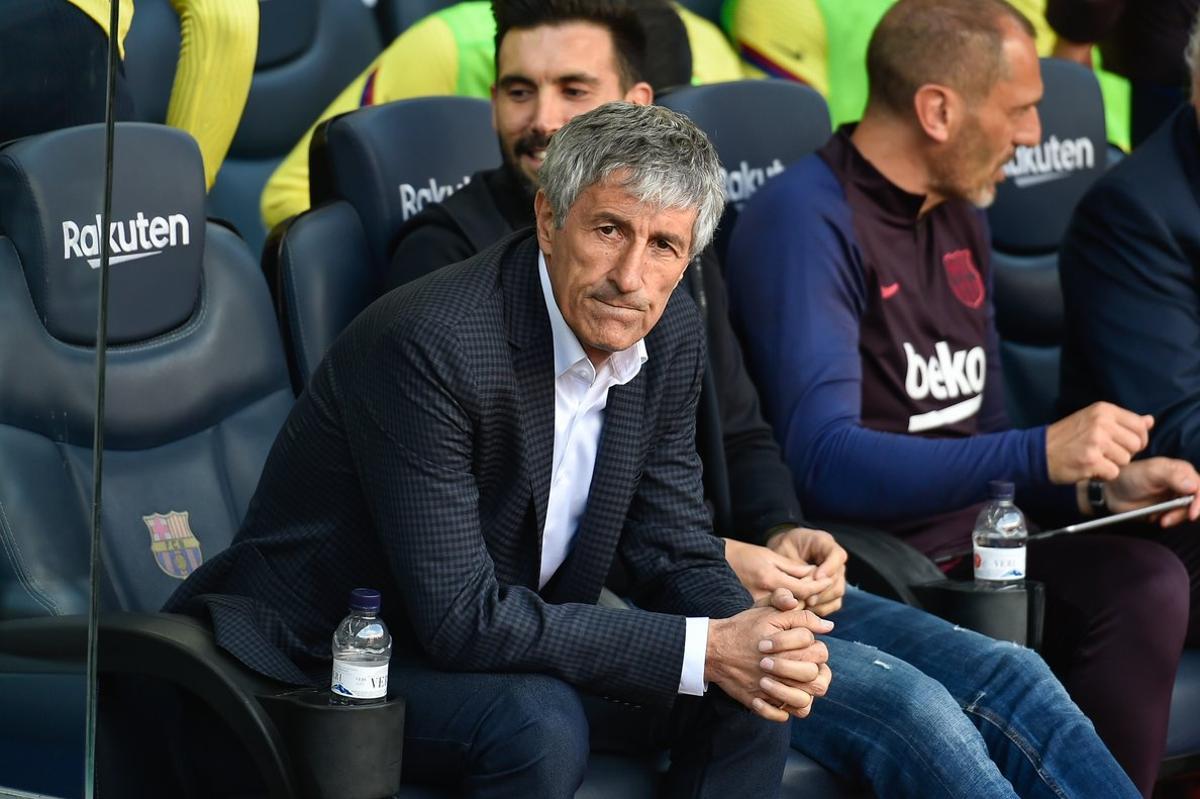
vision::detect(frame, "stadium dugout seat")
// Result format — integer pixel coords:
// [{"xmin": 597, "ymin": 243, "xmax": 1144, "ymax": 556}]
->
[
  {"xmin": 0, "ymin": 122, "xmax": 303, "ymax": 797},
  {"xmin": 658, "ymin": 79, "xmax": 833, "ymax": 262},
  {"xmin": 264, "ymin": 96, "xmax": 500, "ymax": 392},
  {"xmin": 988, "ymin": 58, "xmax": 1108, "ymax": 430},
  {"xmin": 375, "ymin": 0, "xmax": 455, "ymax": 41},
  {"xmin": 987, "ymin": 57, "xmax": 1200, "ymax": 781},
  {"xmin": 676, "ymin": 0, "xmax": 725, "ymax": 25},
  {"xmin": 122, "ymin": 0, "xmax": 382, "ymax": 256}
]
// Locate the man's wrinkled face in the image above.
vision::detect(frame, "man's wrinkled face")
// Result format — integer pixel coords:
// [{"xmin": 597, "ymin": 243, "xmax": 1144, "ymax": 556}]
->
[
  {"xmin": 932, "ymin": 23, "xmax": 1043, "ymax": 208},
  {"xmin": 493, "ymin": 22, "xmax": 644, "ymax": 196},
  {"xmin": 535, "ymin": 176, "xmax": 696, "ymax": 364}
]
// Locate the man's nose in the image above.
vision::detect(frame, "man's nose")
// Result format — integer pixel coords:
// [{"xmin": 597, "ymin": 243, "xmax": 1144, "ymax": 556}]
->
[
  {"xmin": 610, "ymin": 243, "xmax": 648, "ymax": 294},
  {"xmin": 532, "ymin": 92, "xmax": 567, "ymax": 138},
  {"xmin": 1015, "ymin": 107, "xmax": 1041, "ymax": 148}
]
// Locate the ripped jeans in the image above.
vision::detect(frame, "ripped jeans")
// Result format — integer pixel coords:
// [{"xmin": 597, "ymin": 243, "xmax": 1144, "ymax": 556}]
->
[{"xmin": 794, "ymin": 588, "xmax": 1138, "ymax": 798}]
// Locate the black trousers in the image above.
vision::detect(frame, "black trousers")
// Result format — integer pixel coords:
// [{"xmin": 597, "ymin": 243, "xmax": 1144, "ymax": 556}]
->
[{"xmin": 391, "ymin": 656, "xmax": 793, "ymax": 798}]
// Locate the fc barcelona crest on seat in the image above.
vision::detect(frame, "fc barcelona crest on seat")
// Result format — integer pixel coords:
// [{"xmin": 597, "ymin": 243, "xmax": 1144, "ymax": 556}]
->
[{"xmin": 144, "ymin": 511, "xmax": 204, "ymax": 579}]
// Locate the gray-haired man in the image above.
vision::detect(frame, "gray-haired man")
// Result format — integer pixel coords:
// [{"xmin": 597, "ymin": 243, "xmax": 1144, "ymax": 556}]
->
[{"xmin": 166, "ymin": 102, "xmax": 816, "ymax": 796}]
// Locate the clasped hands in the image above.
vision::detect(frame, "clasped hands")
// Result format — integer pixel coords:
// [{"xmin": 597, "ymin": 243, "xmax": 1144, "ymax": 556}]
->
[{"xmin": 705, "ymin": 589, "xmax": 834, "ymax": 723}]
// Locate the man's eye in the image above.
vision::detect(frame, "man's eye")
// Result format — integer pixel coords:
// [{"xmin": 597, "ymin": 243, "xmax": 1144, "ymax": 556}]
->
[
  {"xmin": 598, "ymin": 225, "xmax": 617, "ymax": 236},
  {"xmin": 564, "ymin": 87, "xmax": 589, "ymax": 99},
  {"xmin": 507, "ymin": 88, "xmax": 532, "ymax": 101}
]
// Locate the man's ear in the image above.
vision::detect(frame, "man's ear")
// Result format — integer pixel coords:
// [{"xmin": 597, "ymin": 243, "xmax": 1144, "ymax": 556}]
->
[
  {"xmin": 534, "ymin": 190, "xmax": 555, "ymax": 255},
  {"xmin": 913, "ymin": 84, "xmax": 957, "ymax": 144},
  {"xmin": 625, "ymin": 81, "xmax": 654, "ymax": 106},
  {"xmin": 490, "ymin": 86, "xmax": 499, "ymax": 132}
]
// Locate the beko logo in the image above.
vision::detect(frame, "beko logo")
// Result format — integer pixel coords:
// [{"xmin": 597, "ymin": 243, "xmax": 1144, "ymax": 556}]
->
[
  {"xmin": 62, "ymin": 212, "xmax": 190, "ymax": 269},
  {"xmin": 1003, "ymin": 135, "xmax": 1095, "ymax": 188},
  {"xmin": 722, "ymin": 159, "xmax": 786, "ymax": 206},
  {"xmin": 399, "ymin": 175, "xmax": 472, "ymax": 220},
  {"xmin": 904, "ymin": 341, "xmax": 986, "ymax": 433}
]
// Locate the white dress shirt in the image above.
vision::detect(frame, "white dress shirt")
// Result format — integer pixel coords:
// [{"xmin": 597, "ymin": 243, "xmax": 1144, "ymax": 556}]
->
[{"xmin": 537, "ymin": 253, "xmax": 708, "ymax": 696}]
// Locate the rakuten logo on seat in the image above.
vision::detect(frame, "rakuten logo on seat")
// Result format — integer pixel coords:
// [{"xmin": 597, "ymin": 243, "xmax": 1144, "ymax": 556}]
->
[
  {"xmin": 903, "ymin": 341, "xmax": 986, "ymax": 432},
  {"xmin": 62, "ymin": 212, "xmax": 191, "ymax": 269},
  {"xmin": 722, "ymin": 159, "xmax": 786, "ymax": 206},
  {"xmin": 399, "ymin": 175, "xmax": 472, "ymax": 220},
  {"xmin": 1002, "ymin": 135, "xmax": 1095, "ymax": 189}
]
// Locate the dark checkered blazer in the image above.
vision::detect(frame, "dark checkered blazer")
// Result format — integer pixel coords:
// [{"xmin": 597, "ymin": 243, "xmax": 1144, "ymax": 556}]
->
[{"xmin": 165, "ymin": 231, "xmax": 751, "ymax": 706}]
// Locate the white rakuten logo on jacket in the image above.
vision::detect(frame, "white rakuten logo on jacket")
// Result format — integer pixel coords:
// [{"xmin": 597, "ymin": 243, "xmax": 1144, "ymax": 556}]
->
[
  {"xmin": 903, "ymin": 341, "xmax": 986, "ymax": 432},
  {"xmin": 62, "ymin": 212, "xmax": 190, "ymax": 269},
  {"xmin": 398, "ymin": 175, "xmax": 472, "ymax": 219},
  {"xmin": 1003, "ymin": 135, "xmax": 1095, "ymax": 189}
]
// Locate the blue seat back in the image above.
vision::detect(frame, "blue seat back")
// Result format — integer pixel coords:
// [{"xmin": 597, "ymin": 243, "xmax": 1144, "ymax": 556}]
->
[
  {"xmin": 124, "ymin": 0, "xmax": 383, "ymax": 255},
  {"xmin": 988, "ymin": 59, "xmax": 1108, "ymax": 427},
  {"xmin": 659, "ymin": 80, "xmax": 832, "ymax": 260},
  {"xmin": 270, "ymin": 96, "xmax": 499, "ymax": 390},
  {"xmin": 0, "ymin": 123, "xmax": 293, "ymax": 618}
]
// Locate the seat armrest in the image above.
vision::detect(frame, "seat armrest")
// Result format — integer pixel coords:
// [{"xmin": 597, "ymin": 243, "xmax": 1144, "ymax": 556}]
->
[
  {"xmin": 816, "ymin": 521, "xmax": 946, "ymax": 608},
  {"xmin": 0, "ymin": 613, "xmax": 298, "ymax": 799}
]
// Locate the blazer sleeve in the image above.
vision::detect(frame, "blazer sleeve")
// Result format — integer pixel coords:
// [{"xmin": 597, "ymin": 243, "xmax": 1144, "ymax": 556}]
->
[
  {"xmin": 619, "ymin": 324, "xmax": 754, "ymax": 620},
  {"xmin": 1060, "ymin": 177, "xmax": 1200, "ymax": 464},
  {"xmin": 341, "ymin": 313, "xmax": 691, "ymax": 706}
]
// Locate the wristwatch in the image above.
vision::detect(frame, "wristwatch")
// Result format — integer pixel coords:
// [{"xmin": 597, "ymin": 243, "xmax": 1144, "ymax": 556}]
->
[{"xmin": 1087, "ymin": 479, "xmax": 1109, "ymax": 516}]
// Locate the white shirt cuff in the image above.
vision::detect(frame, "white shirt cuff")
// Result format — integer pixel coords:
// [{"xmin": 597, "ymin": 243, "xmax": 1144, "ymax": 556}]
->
[{"xmin": 678, "ymin": 617, "xmax": 710, "ymax": 696}]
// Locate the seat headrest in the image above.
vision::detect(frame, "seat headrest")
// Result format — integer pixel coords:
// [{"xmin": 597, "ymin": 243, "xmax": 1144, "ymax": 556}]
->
[
  {"xmin": 0, "ymin": 123, "xmax": 205, "ymax": 346},
  {"xmin": 309, "ymin": 97, "xmax": 501, "ymax": 268},
  {"xmin": 659, "ymin": 80, "xmax": 832, "ymax": 210},
  {"xmin": 989, "ymin": 59, "xmax": 1107, "ymax": 254},
  {"xmin": 256, "ymin": 0, "xmax": 318, "ymax": 69}
]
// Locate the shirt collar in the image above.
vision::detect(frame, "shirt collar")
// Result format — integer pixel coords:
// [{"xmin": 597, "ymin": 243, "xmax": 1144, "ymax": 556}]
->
[
  {"xmin": 819, "ymin": 124, "xmax": 929, "ymax": 223},
  {"xmin": 537, "ymin": 250, "xmax": 648, "ymax": 384}
]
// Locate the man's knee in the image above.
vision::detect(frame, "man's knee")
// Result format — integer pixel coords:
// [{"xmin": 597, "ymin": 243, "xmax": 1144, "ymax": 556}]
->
[{"xmin": 474, "ymin": 675, "xmax": 589, "ymax": 792}]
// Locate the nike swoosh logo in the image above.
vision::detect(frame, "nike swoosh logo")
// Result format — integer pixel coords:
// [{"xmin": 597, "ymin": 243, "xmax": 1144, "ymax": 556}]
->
[
  {"xmin": 87, "ymin": 251, "xmax": 162, "ymax": 269},
  {"xmin": 880, "ymin": 282, "xmax": 901, "ymax": 300},
  {"xmin": 769, "ymin": 42, "xmax": 806, "ymax": 62}
]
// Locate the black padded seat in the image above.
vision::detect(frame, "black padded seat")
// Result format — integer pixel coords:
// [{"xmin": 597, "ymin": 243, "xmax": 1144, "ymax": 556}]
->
[
  {"xmin": 987, "ymin": 58, "xmax": 1107, "ymax": 428},
  {"xmin": 658, "ymin": 79, "xmax": 833, "ymax": 261},
  {"xmin": 123, "ymin": 0, "xmax": 383, "ymax": 254}
]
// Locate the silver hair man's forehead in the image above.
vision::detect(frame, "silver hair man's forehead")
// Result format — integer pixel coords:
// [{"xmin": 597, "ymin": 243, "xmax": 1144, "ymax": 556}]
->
[{"xmin": 537, "ymin": 102, "xmax": 726, "ymax": 256}]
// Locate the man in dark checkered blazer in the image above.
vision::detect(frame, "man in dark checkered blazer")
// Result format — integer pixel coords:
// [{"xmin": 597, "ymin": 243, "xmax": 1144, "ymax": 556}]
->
[{"xmin": 167, "ymin": 103, "xmax": 834, "ymax": 796}]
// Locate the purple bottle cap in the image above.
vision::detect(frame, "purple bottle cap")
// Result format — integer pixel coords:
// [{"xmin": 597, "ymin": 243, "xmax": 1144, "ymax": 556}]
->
[
  {"xmin": 348, "ymin": 588, "xmax": 381, "ymax": 612},
  {"xmin": 988, "ymin": 480, "xmax": 1015, "ymax": 501}
]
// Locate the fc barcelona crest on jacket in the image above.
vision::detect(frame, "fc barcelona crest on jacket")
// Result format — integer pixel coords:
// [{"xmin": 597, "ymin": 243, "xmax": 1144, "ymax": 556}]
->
[
  {"xmin": 144, "ymin": 511, "xmax": 203, "ymax": 579},
  {"xmin": 942, "ymin": 249, "xmax": 986, "ymax": 309}
]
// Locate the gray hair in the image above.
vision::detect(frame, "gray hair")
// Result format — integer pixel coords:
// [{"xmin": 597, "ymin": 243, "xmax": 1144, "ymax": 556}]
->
[{"xmin": 538, "ymin": 102, "xmax": 726, "ymax": 257}]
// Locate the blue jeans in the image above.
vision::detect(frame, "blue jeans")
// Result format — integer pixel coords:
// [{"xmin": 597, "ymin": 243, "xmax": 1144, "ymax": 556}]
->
[{"xmin": 794, "ymin": 588, "xmax": 1139, "ymax": 798}]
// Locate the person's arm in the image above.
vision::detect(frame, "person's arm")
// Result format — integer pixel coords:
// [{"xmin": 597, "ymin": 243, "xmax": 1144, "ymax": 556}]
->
[
  {"xmin": 697, "ymin": 247, "xmax": 805, "ymax": 543},
  {"xmin": 618, "ymin": 321, "xmax": 754, "ymax": 622},
  {"xmin": 259, "ymin": 13, "xmax": 461, "ymax": 231},
  {"xmin": 166, "ymin": 0, "xmax": 258, "ymax": 189},
  {"xmin": 1060, "ymin": 177, "xmax": 1200, "ymax": 463},
  {"xmin": 386, "ymin": 214, "xmax": 478, "ymax": 291},
  {"xmin": 724, "ymin": 171, "xmax": 1048, "ymax": 525}
]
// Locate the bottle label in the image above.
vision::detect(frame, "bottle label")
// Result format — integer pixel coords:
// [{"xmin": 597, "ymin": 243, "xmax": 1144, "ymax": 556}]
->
[
  {"xmin": 973, "ymin": 545, "xmax": 1026, "ymax": 581},
  {"xmin": 331, "ymin": 660, "xmax": 389, "ymax": 699}
]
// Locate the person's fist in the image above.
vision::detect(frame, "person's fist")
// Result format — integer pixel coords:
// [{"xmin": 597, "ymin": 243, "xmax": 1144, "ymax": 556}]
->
[{"xmin": 1046, "ymin": 402, "xmax": 1152, "ymax": 483}]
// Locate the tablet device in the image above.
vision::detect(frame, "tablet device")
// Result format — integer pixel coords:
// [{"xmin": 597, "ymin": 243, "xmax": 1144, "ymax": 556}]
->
[{"xmin": 1030, "ymin": 494, "xmax": 1196, "ymax": 542}]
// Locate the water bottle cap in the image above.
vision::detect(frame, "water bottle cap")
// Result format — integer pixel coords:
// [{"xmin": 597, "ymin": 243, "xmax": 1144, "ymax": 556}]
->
[
  {"xmin": 988, "ymin": 480, "xmax": 1015, "ymax": 500},
  {"xmin": 348, "ymin": 588, "xmax": 381, "ymax": 612}
]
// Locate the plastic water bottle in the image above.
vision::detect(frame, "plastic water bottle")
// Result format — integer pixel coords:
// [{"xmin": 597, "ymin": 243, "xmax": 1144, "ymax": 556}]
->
[
  {"xmin": 972, "ymin": 481, "xmax": 1027, "ymax": 587},
  {"xmin": 331, "ymin": 588, "xmax": 392, "ymax": 705}
]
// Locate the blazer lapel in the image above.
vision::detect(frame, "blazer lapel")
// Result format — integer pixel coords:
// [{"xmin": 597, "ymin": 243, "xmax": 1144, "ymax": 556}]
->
[
  {"xmin": 544, "ymin": 374, "xmax": 646, "ymax": 606},
  {"xmin": 502, "ymin": 237, "xmax": 555, "ymax": 553}
]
